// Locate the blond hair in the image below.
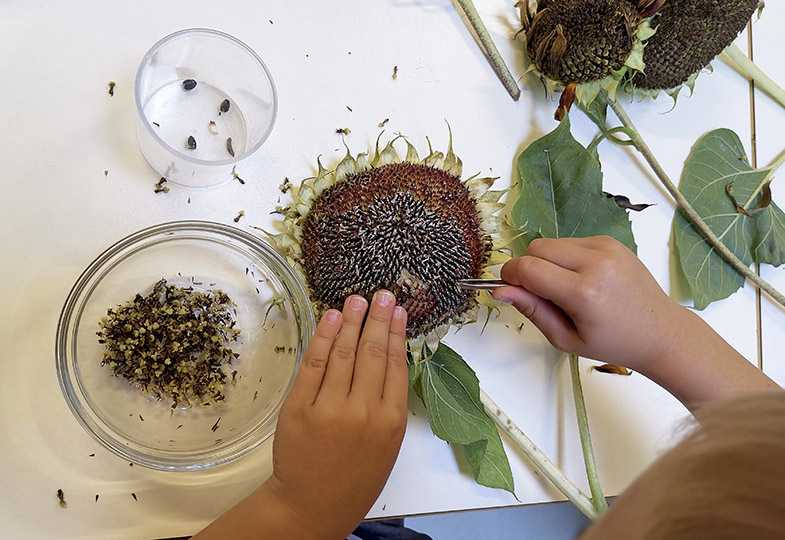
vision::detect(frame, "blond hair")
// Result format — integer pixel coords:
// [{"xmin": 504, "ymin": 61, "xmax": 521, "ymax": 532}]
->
[{"xmin": 642, "ymin": 392, "xmax": 785, "ymax": 539}]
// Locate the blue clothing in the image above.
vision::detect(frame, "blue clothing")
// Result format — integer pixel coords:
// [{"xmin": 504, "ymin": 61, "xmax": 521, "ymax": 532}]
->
[{"xmin": 349, "ymin": 519, "xmax": 433, "ymax": 540}]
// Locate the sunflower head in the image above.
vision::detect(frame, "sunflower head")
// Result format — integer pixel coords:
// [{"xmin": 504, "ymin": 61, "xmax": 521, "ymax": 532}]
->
[
  {"xmin": 263, "ymin": 133, "xmax": 514, "ymax": 362},
  {"xmin": 630, "ymin": 0, "xmax": 762, "ymax": 97},
  {"xmin": 518, "ymin": 0, "xmax": 660, "ymax": 118}
]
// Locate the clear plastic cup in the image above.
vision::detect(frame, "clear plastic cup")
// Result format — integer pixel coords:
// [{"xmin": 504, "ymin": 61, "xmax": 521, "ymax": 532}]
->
[{"xmin": 134, "ymin": 29, "xmax": 278, "ymax": 188}]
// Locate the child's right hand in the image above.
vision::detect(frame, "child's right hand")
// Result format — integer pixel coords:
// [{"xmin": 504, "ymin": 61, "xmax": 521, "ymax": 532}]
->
[
  {"xmin": 492, "ymin": 236, "xmax": 688, "ymax": 373},
  {"xmin": 492, "ymin": 236, "xmax": 779, "ymax": 410}
]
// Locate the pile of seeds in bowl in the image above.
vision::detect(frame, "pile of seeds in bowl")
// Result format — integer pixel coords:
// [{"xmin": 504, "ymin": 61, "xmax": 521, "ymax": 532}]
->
[{"xmin": 96, "ymin": 278, "xmax": 240, "ymax": 408}]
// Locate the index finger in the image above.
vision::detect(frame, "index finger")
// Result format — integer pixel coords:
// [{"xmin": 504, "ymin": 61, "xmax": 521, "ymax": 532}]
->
[
  {"xmin": 285, "ymin": 309, "xmax": 342, "ymax": 406},
  {"xmin": 525, "ymin": 237, "xmax": 599, "ymax": 270},
  {"xmin": 500, "ymin": 255, "xmax": 581, "ymax": 309}
]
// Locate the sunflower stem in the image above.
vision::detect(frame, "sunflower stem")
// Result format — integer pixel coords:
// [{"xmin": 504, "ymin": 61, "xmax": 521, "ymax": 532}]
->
[
  {"xmin": 721, "ymin": 43, "xmax": 785, "ymax": 111},
  {"xmin": 479, "ymin": 388, "xmax": 600, "ymax": 520},
  {"xmin": 454, "ymin": 0, "xmax": 521, "ymax": 101},
  {"xmin": 569, "ymin": 354, "xmax": 608, "ymax": 514},
  {"xmin": 602, "ymin": 92, "xmax": 785, "ymax": 310}
]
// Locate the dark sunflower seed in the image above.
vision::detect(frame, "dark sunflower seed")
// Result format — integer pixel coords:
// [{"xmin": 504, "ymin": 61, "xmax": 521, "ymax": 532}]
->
[
  {"xmin": 182, "ymin": 79, "xmax": 197, "ymax": 91},
  {"xmin": 187, "ymin": 136, "xmax": 197, "ymax": 150}
]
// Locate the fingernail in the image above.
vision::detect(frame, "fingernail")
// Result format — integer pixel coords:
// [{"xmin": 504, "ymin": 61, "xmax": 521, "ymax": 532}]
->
[
  {"xmin": 375, "ymin": 290, "xmax": 394, "ymax": 307},
  {"xmin": 495, "ymin": 295, "xmax": 513, "ymax": 305},
  {"xmin": 393, "ymin": 306, "xmax": 406, "ymax": 320},
  {"xmin": 325, "ymin": 310, "xmax": 341, "ymax": 324},
  {"xmin": 349, "ymin": 296, "xmax": 367, "ymax": 311}
]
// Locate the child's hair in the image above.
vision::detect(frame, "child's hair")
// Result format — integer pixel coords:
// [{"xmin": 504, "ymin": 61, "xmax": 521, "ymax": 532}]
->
[{"xmin": 643, "ymin": 391, "xmax": 785, "ymax": 539}]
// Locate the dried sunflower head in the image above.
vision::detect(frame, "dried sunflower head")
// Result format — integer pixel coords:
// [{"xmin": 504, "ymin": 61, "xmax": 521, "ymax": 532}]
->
[
  {"xmin": 263, "ymin": 134, "xmax": 514, "ymax": 362},
  {"xmin": 631, "ymin": 0, "xmax": 762, "ymax": 98},
  {"xmin": 517, "ymin": 0, "xmax": 660, "ymax": 118},
  {"xmin": 518, "ymin": 0, "xmax": 760, "ymax": 114}
]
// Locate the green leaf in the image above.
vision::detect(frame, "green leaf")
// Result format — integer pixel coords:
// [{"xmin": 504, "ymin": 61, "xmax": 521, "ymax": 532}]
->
[
  {"xmin": 511, "ymin": 116, "xmax": 637, "ymax": 254},
  {"xmin": 414, "ymin": 344, "xmax": 514, "ymax": 493},
  {"xmin": 673, "ymin": 129, "xmax": 785, "ymax": 309}
]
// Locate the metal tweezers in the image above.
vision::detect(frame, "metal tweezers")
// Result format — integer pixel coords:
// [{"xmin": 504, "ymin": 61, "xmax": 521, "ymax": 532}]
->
[{"xmin": 456, "ymin": 278, "xmax": 507, "ymax": 291}]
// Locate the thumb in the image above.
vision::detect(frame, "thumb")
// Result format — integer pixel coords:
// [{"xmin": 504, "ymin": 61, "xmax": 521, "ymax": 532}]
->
[{"xmin": 492, "ymin": 286, "xmax": 576, "ymax": 351}]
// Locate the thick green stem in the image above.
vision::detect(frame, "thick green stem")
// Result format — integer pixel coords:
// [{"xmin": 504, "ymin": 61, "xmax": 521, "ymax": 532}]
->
[
  {"xmin": 569, "ymin": 355, "xmax": 608, "ymax": 515},
  {"xmin": 721, "ymin": 43, "xmax": 785, "ymax": 111},
  {"xmin": 480, "ymin": 388, "xmax": 600, "ymax": 520},
  {"xmin": 454, "ymin": 0, "xmax": 521, "ymax": 101},
  {"xmin": 604, "ymin": 93, "xmax": 785, "ymax": 310}
]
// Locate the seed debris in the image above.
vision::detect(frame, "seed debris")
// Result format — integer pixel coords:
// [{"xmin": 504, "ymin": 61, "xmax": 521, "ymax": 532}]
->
[
  {"xmin": 232, "ymin": 165, "xmax": 245, "ymax": 185},
  {"xmin": 392, "ymin": 66, "xmax": 398, "ymax": 80},
  {"xmin": 187, "ymin": 136, "xmax": 197, "ymax": 150},
  {"xmin": 378, "ymin": 118, "xmax": 389, "ymax": 128},
  {"xmin": 226, "ymin": 137, "xmax": 235, "ymax": 157},
  {"xmin": 131, "ymin": 493, "xmax": 138, "ymax": 501},
  {"xmin": 211, "ymin": 417, "xmax": 222, "ymax": 432},
  {"xmin": 108, "ymin": 81, "xmax": 116, "ymax": 96},
  {"xmin": 57, "ymin": 489, "xmax": 67, "ymax": 508},
  {"xmin": 219, "ymin": 99, "xmax": 230, "ymax": 115},
  {"xmin": 182, "ymin": 79, "xmax": 197, "ymax": 91},
  {"xmin": 234, "ymin": 210, "xmax": 245, "ymax": 223},
  {"xmin": 279, "ymin": 178, "xmax": 291, "ymax": 193},
  {"xmin": 336, "ymin": 127, "xmax": 351, "ymax": 135},
  {"xmin": 154, "ymin": 177, "xmax": 169, "ymax": 194},
  {"xmin": 209, "ymin": 120, "xmax": 218, "ymax": 135},
  {"xmin": 96, "ymin": 279, "xmax": 240, "ymax": 408}
]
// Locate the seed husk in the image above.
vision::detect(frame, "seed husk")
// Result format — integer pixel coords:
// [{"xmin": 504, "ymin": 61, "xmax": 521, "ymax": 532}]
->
[
  {"xmin": 226, "ymin": 137, "xmax": 235, "ymax": 157},
  {"xmin": 182, "ymin": 79, "xmax": 197, "ymax": 91},
  {"xmin": 219, "ymin": 99, "xmax": 230, "ymax": 114},
  {"xmin": 186, "ymin": 136, "xmax": 197, "ymax": 150}
]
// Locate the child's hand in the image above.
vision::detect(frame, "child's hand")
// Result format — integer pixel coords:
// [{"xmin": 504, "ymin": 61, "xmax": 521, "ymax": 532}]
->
[
  {"xmin": 193, "ymin": 291, "xmax": 409, "ymax": 540},
  {"xmin": 261, "ymin": 291, "xmax": 409, "ymax": 538},
  {"xmin": 492, "ymin": 236, "xmax": 685, "ymax": 372},
  {"xmin": 493, "ymin": 235, "xmax": 779, "ymax": 411}
]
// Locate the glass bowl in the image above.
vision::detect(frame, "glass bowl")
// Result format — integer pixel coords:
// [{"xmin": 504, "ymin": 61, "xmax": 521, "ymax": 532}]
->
[{"xmin": 56, "ymin": 221, "xmax": 314, "ymax": 471}]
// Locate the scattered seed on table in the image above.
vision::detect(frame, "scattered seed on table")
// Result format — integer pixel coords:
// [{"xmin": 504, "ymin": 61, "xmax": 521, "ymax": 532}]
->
[
  {"xmin": 233, "ymin": 210, "xmax": 244, "ymax": 223},
  {"xmin": 57, "ymin": 489, "xmax": 67, "ymax": 508},
  {"xmin": 108, "ymin": 81, "xmax": 116, "ymax": 96},
  {"xmin": 392, "ymin": 66, "xmax": 398, "ymax": 79},
  {"xmin": 219, "ymin": 99, "xmax": 230, "ymax": 115},
  {"xmin": 378, "ymin": 118, "xmax": 389, "ymax": 127},
  {"xmin": 182, "ymin": 79, "xmax": 197, "ymax": 91},
  {"xmin": 232, "ymin": 166, "xmax": 245, "ymax": 184},
  {"xmin": 226, "ymin": 137, "xmax": 235, "ymax": 157},
  {"xmin": 187, "ymin": 136, "xmax": 197, "ymax": 150},
  {"xmin": 154, "ymin": 177, "xmax": 169, "ymax": 194}
]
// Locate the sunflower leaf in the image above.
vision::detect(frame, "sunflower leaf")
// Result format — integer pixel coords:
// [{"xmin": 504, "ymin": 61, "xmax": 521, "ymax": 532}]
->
[
  {"xmin": 672, "ymin": 129, "xmax": 785, "ymax": 309},
  {"xmin": 511, "ymin": 116, "xmax": 636, "ymax": 254},
  {"xmin": 412, "ymin": 344, "xmax": 514, "ymax": 494}
]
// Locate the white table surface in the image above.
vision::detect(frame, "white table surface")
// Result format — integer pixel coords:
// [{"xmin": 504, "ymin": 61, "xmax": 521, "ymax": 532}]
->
[{"xmin": 1, "ymin": 1, "xmax": 781, "ymax": 538}]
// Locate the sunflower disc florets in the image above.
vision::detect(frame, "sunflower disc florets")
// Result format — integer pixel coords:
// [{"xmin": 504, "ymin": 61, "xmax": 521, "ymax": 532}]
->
[
  {"xmin": 263, "ymin": 134, "xmax": 514, "ymax": 362},
  {"xmin": 631, "ymin": 0, "xmax": 762, "ymax": 95}
]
